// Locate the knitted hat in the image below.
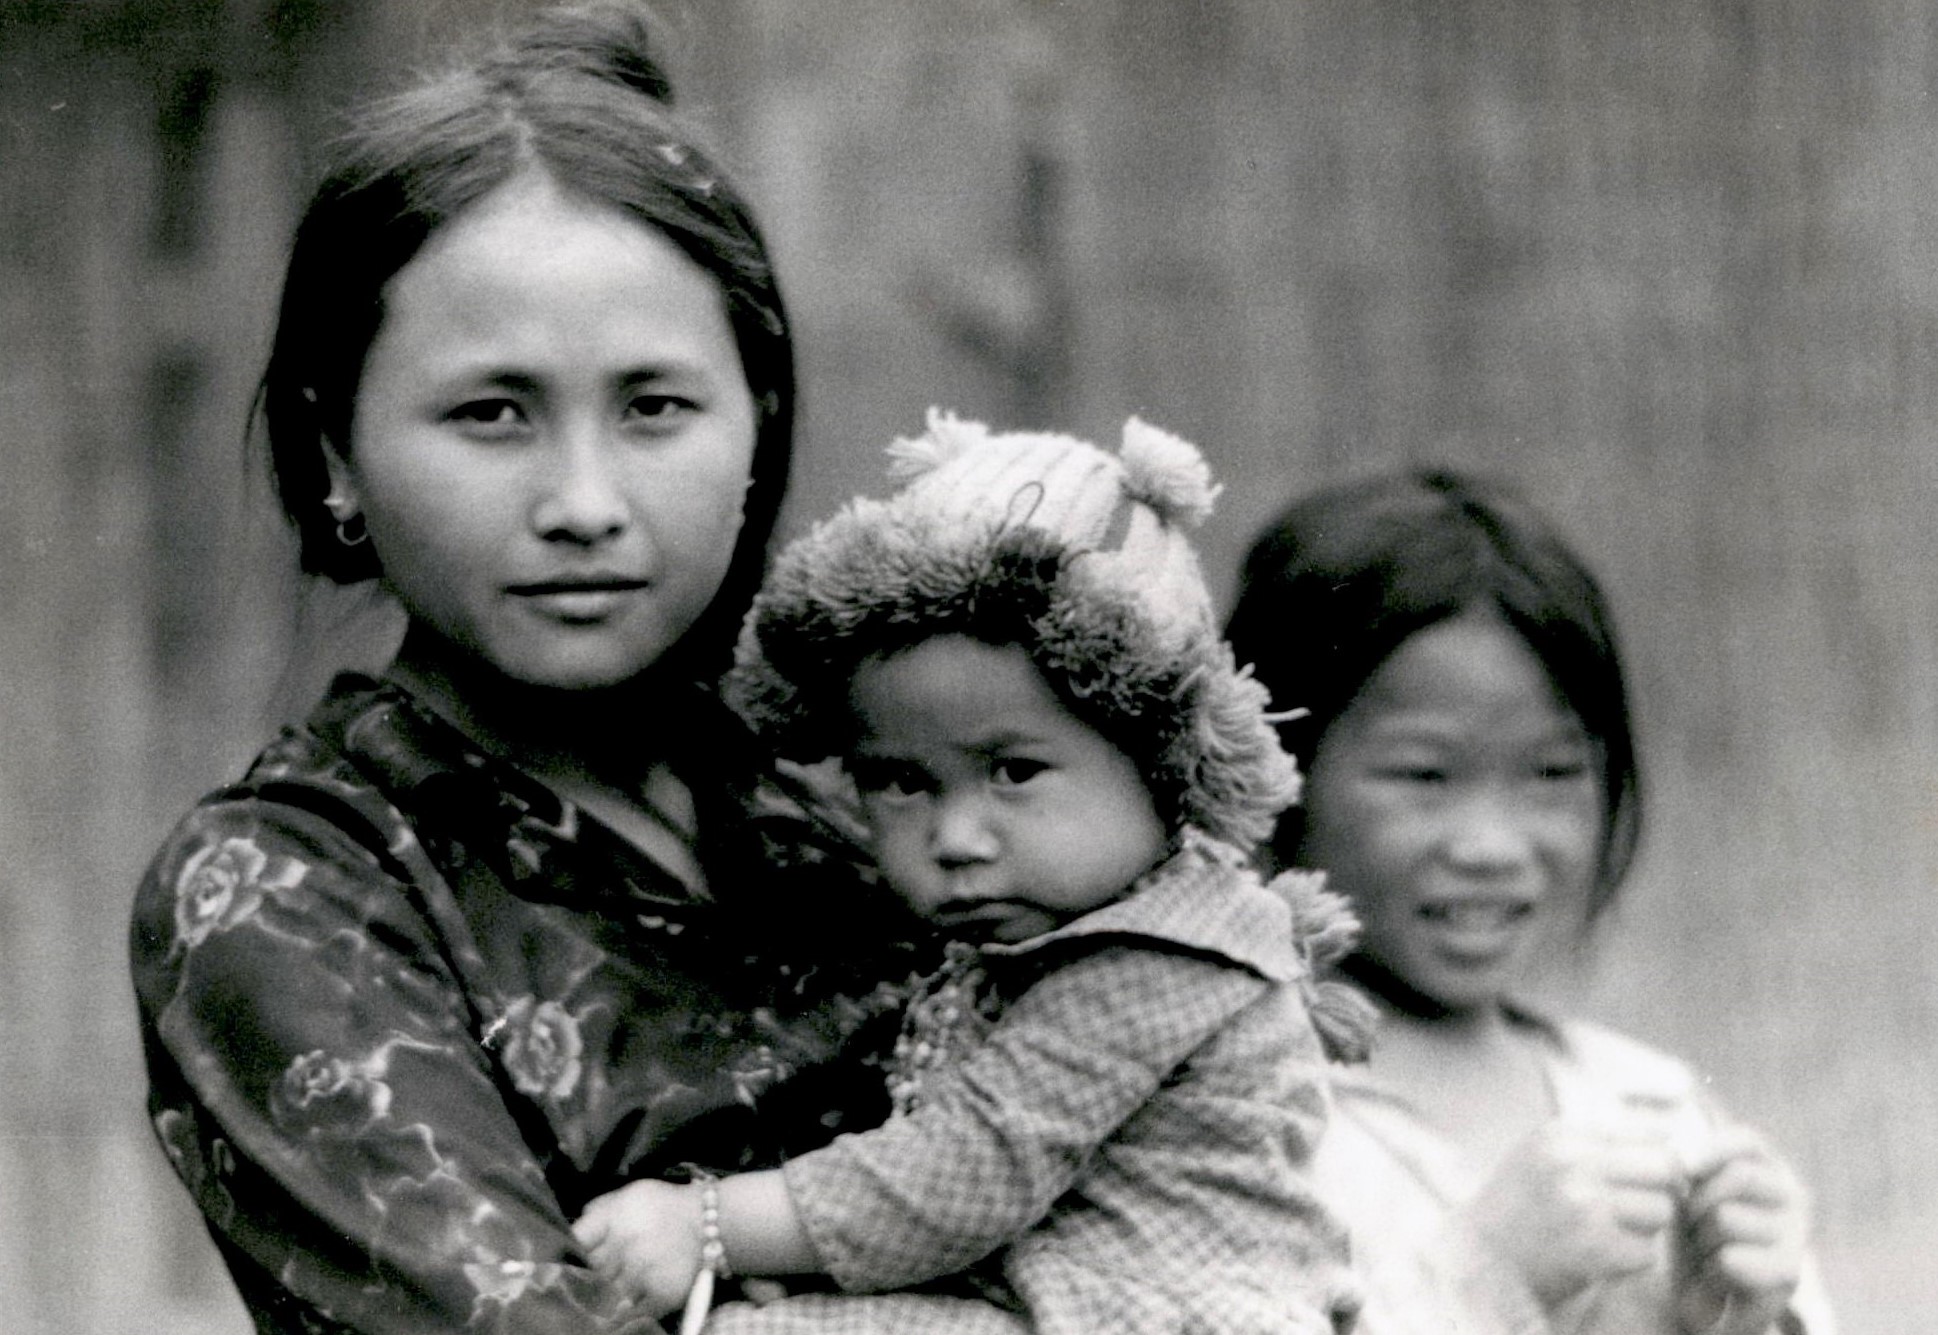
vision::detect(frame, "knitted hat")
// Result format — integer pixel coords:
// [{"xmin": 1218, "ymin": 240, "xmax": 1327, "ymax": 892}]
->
[{"xmin": 726, "ymin": 409, "xmax": 1302, "ymax": 850}]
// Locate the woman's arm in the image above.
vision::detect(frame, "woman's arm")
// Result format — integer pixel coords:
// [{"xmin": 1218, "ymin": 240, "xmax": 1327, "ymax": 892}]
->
[{"xmin": 133, "ymin": 797, "xmax": 659, "ymax": 1335}]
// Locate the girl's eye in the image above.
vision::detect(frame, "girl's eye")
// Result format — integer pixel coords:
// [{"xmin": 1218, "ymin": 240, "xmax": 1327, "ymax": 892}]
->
[
  {"xmin": 1536, "ymin": 760, "xmax": 1590, "ymax": 782},
  {"xmin": 990, "ymin": 757, "xmax": 1050, "ymax": 788},
  {"xmin": 446, "ymin": 399, "xmax": 525, "ymax": 437}
]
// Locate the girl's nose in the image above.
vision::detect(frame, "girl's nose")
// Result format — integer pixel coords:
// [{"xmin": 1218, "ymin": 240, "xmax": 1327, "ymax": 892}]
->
[
  {"xmin": 1442, "ymin": 792, "xmax": 1535, "ymax": 873},
  {"xmin": 930, "ymin": 795, "xmax": 999, "ymax": 868},
  {"xmin": 531, "ymin": 430, "xmax": 628, "ymax": 544}
]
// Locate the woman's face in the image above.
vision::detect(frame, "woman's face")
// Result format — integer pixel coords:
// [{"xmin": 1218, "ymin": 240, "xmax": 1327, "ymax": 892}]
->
[
  {"xmin": 1299, "ymin": 611, "xmax": 1605, "ymax": 1015},
  {"xmin": 334, "ymin": 170, "xmax": 758, "ymax": 691}
]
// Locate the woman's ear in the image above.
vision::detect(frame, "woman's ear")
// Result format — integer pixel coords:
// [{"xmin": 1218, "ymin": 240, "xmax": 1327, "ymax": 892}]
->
[{"xmin": 320, "ymin": 436, "xmax": 358, "ymax": 522}]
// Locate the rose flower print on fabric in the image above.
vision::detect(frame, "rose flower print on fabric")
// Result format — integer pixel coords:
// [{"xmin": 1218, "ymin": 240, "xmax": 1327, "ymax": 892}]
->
[
  {"xmin": 488, "ymin": 997, "xmax": 588, "ymax": 1103},
  {"xmin": 171, "ymin": 835, "xmax": 308, "ymax": 954}
]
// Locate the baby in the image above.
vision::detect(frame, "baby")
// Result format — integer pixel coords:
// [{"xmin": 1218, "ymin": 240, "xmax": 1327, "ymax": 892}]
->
[{"xmin": 575, "ymin": 412, "xmax": 1370, "ymax": 1333}]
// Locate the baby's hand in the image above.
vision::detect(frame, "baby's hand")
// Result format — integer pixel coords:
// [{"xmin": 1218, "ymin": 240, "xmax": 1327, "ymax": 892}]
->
[
  {"xmin": 1675, "ymin": 1123, "xmax": 1808, "ymax": 1335},
  {"xmin": 1466, "ymin": 1119, "xmax": 1684, "ymax": 1311},
  {"xmin": 573, "ymin": 1179, "xmax": 704, "ymax": 1318}
]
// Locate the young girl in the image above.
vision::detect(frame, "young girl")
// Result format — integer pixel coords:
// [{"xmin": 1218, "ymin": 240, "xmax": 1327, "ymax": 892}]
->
[
  {"xmin": 572, "ymin": 412, "xmax": 1371, "ymax": 1333},
  {"xmin": 1224, "ymin": 470, "xmax": 1835, "ymax": 1335}
]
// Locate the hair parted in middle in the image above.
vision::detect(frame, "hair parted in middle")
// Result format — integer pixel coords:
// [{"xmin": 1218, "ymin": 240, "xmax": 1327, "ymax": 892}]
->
[
  {"xmin": 726, "ymin": 410, "xmax": 1303, "ymax": 851},
  {"xmin": 258, "ymin": 0, "xmax": 793, "ymax": 681}
]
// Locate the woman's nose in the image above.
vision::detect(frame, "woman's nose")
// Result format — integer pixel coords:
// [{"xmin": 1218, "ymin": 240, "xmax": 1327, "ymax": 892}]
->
[
  {"xmin": 930, "ymin": 794, "xmax": 999, "ymax": 868},
  {"xmin": 531, "ymin": 430, "xmax": 628, "ymax": 543}
]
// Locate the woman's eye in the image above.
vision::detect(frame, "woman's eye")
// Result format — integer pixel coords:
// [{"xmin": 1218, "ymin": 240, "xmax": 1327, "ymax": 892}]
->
[
  {"xmin": 1536, "ymin": 760, "xmax": 1591, "ymax": 782},
  {"xmin": 623, "ymin": 393, "xmax": 697, "ymax": 426},
  {"xmin": 990, "ymin": 758, "xmax": 1050, "ymax": 787},
  {"xmin": 446, "ymin": 399, "xmax": 525, "ymax": 436}
]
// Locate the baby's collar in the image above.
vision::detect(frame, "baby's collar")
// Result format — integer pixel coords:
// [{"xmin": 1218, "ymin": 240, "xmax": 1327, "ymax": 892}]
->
[{"xmin": 976, "ymin": 829, "xmax": 1303, "ymax": 982}]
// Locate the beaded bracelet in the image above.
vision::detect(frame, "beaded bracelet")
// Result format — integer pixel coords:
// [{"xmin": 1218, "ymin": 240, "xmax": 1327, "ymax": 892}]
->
[
  {"xmin": 678, "ymin": 1171, "xmax": 730, "ymax": 1335},
  {"xmin": 697, "ymin": 1176, "xmax": 731, "ymax": 1280}
]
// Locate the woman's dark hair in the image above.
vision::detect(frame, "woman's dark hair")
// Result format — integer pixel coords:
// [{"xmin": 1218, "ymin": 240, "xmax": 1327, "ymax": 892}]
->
[
  {"xmin": 258, "ymin": 0, "xmax": 793, "ymax": 680},
  {"xmin": 1225, "ymin": 468, "xmax": 1641, "ymax": 916}
]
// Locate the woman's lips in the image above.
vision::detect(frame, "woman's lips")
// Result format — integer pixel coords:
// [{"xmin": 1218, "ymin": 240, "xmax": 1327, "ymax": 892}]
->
[{"xmin": 507, "ymin": 578, "xmax": 650, "ymax": 622}]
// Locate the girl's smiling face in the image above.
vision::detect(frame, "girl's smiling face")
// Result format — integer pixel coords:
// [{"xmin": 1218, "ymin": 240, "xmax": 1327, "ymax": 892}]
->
[
  {"xmin": 334, "ymin": 169, "xmax": 759, "ymax": 691},
  {"xmin": 1300, "ymin": 610, "xmax": 1605, "ymax": 1015}
]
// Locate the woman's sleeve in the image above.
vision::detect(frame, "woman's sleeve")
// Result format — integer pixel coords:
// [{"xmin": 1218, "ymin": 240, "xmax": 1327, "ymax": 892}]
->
[
  {"xmin": 131, "ymin": 796, "xmax": 660, "ymax": 1335},
  {"xmin": 776, "ymin": 943, "xmax": 1268, "ymax": 1293}
]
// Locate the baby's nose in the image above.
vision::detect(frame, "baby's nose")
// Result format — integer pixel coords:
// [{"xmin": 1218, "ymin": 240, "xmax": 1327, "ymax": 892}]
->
[{"xmin": 929, "ymin": 796, "xmax": 999, "ymax": 867}]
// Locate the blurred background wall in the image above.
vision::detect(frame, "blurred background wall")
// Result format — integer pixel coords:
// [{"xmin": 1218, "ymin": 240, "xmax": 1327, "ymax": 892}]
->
[{"xmin": 2, "ymin": 1, "xmax": 1932, "ymax": 1330}]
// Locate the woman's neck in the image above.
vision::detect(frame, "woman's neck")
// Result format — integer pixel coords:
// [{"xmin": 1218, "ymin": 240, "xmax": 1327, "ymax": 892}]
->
[{"xmin": 385, "ymin": 628, "xmax": 685, "ymax": 792}]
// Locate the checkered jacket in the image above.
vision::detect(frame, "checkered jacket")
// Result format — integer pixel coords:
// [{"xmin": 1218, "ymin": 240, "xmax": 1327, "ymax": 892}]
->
[{"xmin": 707, "ymin": 833, "xmax": 1359, "ymax": 1334}]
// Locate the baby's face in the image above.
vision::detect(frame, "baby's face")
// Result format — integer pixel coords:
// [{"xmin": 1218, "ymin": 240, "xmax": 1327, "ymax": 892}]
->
[{"xmin": 845, "ymin": 635, "xmax": 1168, "ymax": 944}]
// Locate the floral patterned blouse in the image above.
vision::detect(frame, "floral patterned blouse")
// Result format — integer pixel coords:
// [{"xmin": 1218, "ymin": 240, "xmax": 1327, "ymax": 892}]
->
[{"xmin": 130, "ymin": 675, "xmax": 919, "ymax": 1334}]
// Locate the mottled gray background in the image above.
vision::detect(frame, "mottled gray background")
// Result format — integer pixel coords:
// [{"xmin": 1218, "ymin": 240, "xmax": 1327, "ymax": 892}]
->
[{"xmin": 2, "ymin": 2, "xmax": 1932, "ymax": 1331}]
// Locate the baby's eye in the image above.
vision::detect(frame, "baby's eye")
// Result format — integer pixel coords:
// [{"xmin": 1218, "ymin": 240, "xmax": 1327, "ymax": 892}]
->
[
  {"xmin": 1378, "ymin": 764, "xmax": 1448, "ymax": 784},
  {"xmin": 990, "ymin": 757, "xmax": 1050, "ymax": 788},
  {"xmin": 446, "ymin": 399, "xmax": 526, "ymax": 438},
  {"xmin": 850, "ymin": 759, "xmax": 932, "ymax": 800},
  {"xmin": 1535, "ymin": 759, "xmax": 1591, "ymax": 782}
]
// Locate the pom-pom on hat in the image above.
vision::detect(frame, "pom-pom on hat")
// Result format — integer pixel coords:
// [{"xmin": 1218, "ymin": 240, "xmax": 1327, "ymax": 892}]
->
[{"xmin": 726, "ymin": 410, "xmax": 1302, "ymax": 850}]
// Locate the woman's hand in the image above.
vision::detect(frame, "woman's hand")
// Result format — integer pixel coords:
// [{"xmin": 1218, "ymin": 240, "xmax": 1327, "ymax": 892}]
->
[
  {"xmin": 573, "ymin": 1179, "xmax": 704, "ymax": 1319},
  {"xmin": 1464, "ymin": 1119, "xmax": 1685, "ymax": 1310},
  {"xmin": 1674, "ymin": 1123, "xmax": 1808, "ymax": 1335}
]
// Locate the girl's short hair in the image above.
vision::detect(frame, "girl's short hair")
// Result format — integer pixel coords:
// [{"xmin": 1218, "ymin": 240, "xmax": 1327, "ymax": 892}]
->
[
  {"xmin": 1225, "ymin": 468, "xmax": 1641, "ymax": 914},
  {"xmin": 258, "ymin": 0, "xmax": 793, "ymax": 679}
]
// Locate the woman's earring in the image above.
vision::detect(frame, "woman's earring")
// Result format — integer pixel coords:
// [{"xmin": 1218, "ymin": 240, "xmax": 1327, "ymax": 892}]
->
[{"xmin": 322, "ymin": 483, "xmax": 369, "ymax": 549}]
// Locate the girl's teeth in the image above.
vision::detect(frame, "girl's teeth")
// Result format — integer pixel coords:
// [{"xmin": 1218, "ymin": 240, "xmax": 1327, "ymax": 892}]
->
[{"xmin": 1421, "ymin": 903, "xmax": 1528, "ymax": 928}]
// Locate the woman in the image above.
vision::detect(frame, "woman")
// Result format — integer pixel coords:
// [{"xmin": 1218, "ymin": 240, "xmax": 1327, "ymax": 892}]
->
[{"xmin": 130, "ymin": 6, "xmax": 915, "ymax": 1331}]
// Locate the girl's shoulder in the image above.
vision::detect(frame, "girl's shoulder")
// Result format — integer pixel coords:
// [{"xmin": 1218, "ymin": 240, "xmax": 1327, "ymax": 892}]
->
[
  {"xmin": 1514, "ymin": 1008, "xmax": 1721, "ymax": 1163},
  {"xmin": 1524, "ymin": 1011, "xmax": 1703, "ymax": 1095}
]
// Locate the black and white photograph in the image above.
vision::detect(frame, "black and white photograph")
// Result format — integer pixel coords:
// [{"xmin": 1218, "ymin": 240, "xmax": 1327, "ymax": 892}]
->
[{"xmin": 1, "ymin": 2, "xmax": 1929, "ymax": 1332}]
